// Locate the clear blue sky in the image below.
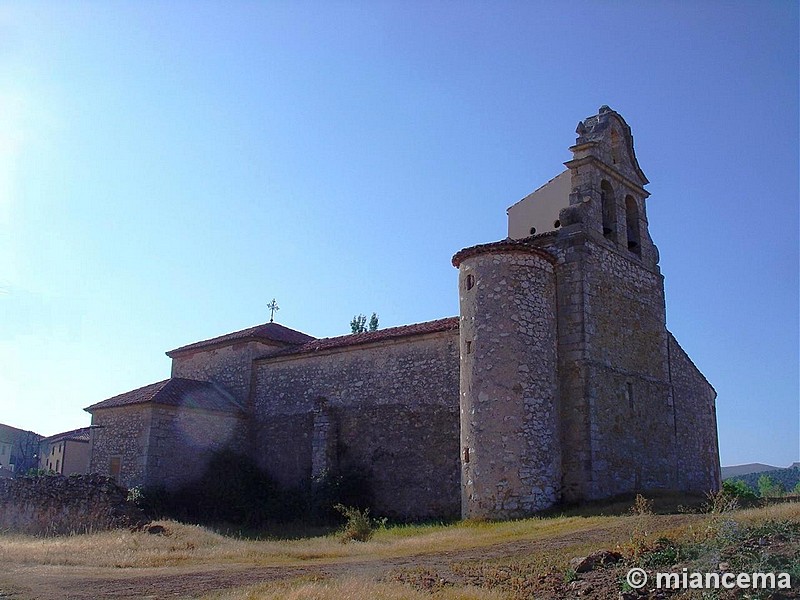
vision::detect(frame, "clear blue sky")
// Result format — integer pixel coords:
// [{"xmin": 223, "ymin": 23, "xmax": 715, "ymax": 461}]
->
[{"xmin": 1, "ymin": 1, "xmax": 797, "ymax": 468}]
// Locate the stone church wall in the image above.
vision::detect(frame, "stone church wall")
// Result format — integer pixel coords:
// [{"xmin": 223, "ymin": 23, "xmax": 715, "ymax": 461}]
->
[
  {"xmin": 89, "ymin": 404, "xmax": 152, "ymax": 490},
  {"xmin": 669, "ymin": 333, "xmax": 720, "ymax": 492},
  {"xmin": 171, "ymin": 340, "xmax": 278, "ymax": 406},
  {"xmin": 556, "ymin": 235, "xmax": 679, "ymax": 500},
  {"xmin": 89, "ymin": 404, "xmax": 246, "ymax": 492},
  {"xmin": 552, "ymin": 230, "xmax": 593, "ymax": 503},
  {"xmin": 144, "ymin": 406, "xmax": 246, "ymax": 491},
  {"xmin": 81, "ymin": 108, "xmax": 721, "ymax": 522},
  {"xmin": 252, "ymin": 331, "xmax": 460, "ymax": 519}
]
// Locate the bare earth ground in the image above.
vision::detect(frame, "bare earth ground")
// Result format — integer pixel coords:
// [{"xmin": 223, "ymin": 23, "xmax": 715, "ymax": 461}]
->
[{"xmin": 0, "ymin": 516, "xmax": 699, "ymax": 600}]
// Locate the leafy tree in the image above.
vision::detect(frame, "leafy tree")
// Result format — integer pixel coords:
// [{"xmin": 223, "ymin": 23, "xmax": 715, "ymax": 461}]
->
[
  {"xmin": 757, "ymin": 474, "xmax": 784, "ymax": 498},
  {"xmin": 794, "ymin": 481, "xmax": 800, "ymax": 495},
  {"xmin": 12, "ymin": 431, "xmax": 41, "ymax": 475},
  {"xmin": 351, "ymin": 313, "xmax": 379, "ymax": 333},
  {"xmin": 722, "ymin": 479, "xmax": 757, "ymax": 500},
  {"xmin": 729, "ymin": 466, "xmax": 800, "ymax": 492},
  {"xmin": 351, "ymin": 314, "xmax": 367, "ymax": 333}
]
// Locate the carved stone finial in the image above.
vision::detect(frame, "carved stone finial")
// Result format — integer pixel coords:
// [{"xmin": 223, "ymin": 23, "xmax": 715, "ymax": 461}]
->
[
  {"xmin": 598, "ymin": 105, "xmax": 612, "ymax": 114},
  {"xmin": 576, "ymin": 121, "xmax": 586, "ymax": 136}
]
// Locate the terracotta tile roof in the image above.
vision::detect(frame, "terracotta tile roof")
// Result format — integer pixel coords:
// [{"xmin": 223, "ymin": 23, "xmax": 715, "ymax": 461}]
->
[
  {"xmin": 85, "ymin": 378, "xmax": 244, "ymax": 414},
  {"xmin": 452, "ymin": 238, "xmax": 557, "ymax": 268},
  {"xmin": 265, "ymin": 317, "xmax": 459, "ymax": 359},
  {"xmin": 43, "ymin": 426, "xmax": 93, "ymax": 444},
  {"xmin": 167, "ymin": 322, "xmax": 315, "ymax": 357}
]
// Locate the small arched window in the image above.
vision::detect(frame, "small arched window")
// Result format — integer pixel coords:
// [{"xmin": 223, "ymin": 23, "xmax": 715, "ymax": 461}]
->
[
  {"xmin": 601, "ymin": 180, "xmax": 616, "ymax": 240},
  {"xmin": 625, "ymin": 195, "xmax": 641, "ymax": 255}
]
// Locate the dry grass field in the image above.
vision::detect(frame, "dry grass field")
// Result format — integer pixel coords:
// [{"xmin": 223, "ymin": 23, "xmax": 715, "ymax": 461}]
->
[{"xmin": 1, "ymin": 499, "xmax": 797, "ymax": 599}]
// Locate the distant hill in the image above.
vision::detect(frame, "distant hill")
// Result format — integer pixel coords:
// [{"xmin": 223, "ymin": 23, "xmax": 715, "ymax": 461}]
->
[
  {"xmin": 725, "ymin": 465, "xmax": 800, "ymax": 494},
  {"xmin": 721, "ymin": 463, "xmax": 783, "ymax": 479}
]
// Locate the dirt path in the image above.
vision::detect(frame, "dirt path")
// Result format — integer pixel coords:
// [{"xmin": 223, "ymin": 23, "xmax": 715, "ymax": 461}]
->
[{"xmin": 1, "ymin": 515, "xmax": 698, "ymax": 599}]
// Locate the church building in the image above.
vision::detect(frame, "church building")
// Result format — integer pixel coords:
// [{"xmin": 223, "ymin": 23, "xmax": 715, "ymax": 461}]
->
[{"xmin": 86, "ymin": 107, "xmax": 720, "ymax": 520}]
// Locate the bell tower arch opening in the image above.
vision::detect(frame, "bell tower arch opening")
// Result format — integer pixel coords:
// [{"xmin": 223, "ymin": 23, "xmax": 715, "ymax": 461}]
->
[
  {"xmin": 625, "ymin": 194, "xmax": 641, "ymax": 255},
  {"xmin": 601, "ymin": 179, "xmax": 616, "ymax": 241}
]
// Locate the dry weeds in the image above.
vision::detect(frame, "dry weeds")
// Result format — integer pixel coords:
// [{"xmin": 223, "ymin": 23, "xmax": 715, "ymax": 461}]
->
[
  {"xmin": 200, "ymin": 576, "xmax": 505, "ymax": 600},
  {"xmin": 1, "ymin": 501, "xmax": 797, "ymax": 600},
  {"xmin": 0, "ymin": 514, "xmax": 617, "ymax": 568}
]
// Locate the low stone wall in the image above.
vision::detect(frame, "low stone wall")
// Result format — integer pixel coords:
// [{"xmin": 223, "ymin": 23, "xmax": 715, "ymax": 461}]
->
[{"xmin": 0, "ymin": 474, "xmax": 145, "ymax": 535}]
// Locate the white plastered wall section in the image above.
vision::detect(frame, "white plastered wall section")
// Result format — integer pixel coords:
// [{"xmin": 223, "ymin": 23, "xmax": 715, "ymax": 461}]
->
[{"xmin": 507, "ymin": 170, "xmax": 571, "ymax": 239}]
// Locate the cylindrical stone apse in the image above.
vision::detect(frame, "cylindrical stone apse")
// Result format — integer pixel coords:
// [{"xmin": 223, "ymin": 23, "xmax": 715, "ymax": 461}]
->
[{"xmin": 453, "ymin": 241, "xmax": 561, "ymax": 519}]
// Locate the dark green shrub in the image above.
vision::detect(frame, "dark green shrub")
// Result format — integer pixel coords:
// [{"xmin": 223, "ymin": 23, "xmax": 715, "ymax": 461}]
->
[
  {"xmin": 722, "ymin": 479, "xmax": 758, "ymax": 500},
  {"xmin": 334, "ymin": 503, "xmax": 375, "ymax": 542},
  {"xmin": 132, "ymin": 485, "xmax": 172, "ymax": 519},
  {"xmin": 24, "ymin": 468, "xmax": 55, "ymax": 477},
  {"xmin": 638, "ymin": 537, "xmax": 698, "ymax": 568},
  {"xmin": 757, "ymin": 474, "xmax": 785, "ymax": 498}
]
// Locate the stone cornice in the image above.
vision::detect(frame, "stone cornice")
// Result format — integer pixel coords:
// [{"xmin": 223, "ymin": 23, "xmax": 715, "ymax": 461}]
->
[
  {"xmin": 255, "ymin": 328, "xmax": 458, "ymax": 365},
  {"xmin": 564, "ymin": 155, "xmax": 651, "ymax": 198},
  {"xmin": 452, "ymin": 239, "xmax": 557, "ymax": 268}
]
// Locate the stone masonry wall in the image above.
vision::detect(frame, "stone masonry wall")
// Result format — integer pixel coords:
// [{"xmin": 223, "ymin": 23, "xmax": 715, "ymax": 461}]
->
[
  {"xmin": 458, "ymin": 249, "xmax": 560, "ymax": 519},
  {"xmin": 578, "ymin": 237, "xmax": 677, "ymax": 498},
  {"xmin": 550, "ymin": 106, "xmax": 721, "ymax": 503},
  {"xmin": 0, "ymin": 474, "xmax": 144, "ymax": 535},
  {"xmin": 145, "ymin": 406, "xmax": 246, "ymax": 491},
  {"xmin": 90, "ymin": 403, "xmax": 246, "ymax": 492},
  {"xmin": 89, "ymin": 405, "xmax": 152, "ymax": 490},
  {"xmin": 171, "ymin": 341, "xmax": 279, "ymax": 406},
  {"xmin": 669, "ymin": 333, "xmax": 721, "ymax": 492},
  {"xmin": 550, "ymin": 228, "xmax": 593, "ymax": 503},
  {"xmin": 252, "ymin": 331, "xmax": 460, "ymax": 519}
]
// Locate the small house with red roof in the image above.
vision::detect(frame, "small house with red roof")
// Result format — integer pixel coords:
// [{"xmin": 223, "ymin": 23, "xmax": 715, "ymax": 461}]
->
[{"xmin": 39, "ymin": 427, "xmax": 92, "ymax": 476}]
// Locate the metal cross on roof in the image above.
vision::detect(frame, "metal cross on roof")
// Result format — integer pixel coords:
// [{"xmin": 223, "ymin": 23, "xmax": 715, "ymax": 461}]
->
[{"xmin": 267, "ymin": 298, "xmax": 280, "ymax": 323}]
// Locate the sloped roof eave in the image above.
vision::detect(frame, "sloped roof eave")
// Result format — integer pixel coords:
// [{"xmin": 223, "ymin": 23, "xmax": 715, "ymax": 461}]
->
[
  {"xmin": 85, "ymin": 378, "xmax": 244, "ymax": 414},
  {"xmin": 42, "ymin": 426, "xmax": 93, "ymax": 444},
  {"xmin": 261, "ymin": 317, "xmax": 459, "ymax": 360},
  {"xmin": 166, "ymin": 322, "xmax": 316, "ymax": 357}
]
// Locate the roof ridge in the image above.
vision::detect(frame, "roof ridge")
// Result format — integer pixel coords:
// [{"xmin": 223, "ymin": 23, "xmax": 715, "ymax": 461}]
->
[
  {"xmin": 167, "ymin": 321, "xmax": 316, "ymax": 357},
  {"xmin": 324, "ymin": 316, "xmax": 456, "ymax": 340},
  {"xmin": 262, "ymin": 316, "xmax": 459, "ymax": 359},
  {"xmin": 85, "ymin": 377, "xmax": 245, "ymax": 414},
  {"xmin": 43, "ymin": 426, "xmax": 93, "ymax": 442},
  {"xmin": 154, "ymin": 379, "xmax": 173, "ymax": 394},
  {"xmin": 84, "ymin": 379, "xmax": 170, "ymax": 412}
]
